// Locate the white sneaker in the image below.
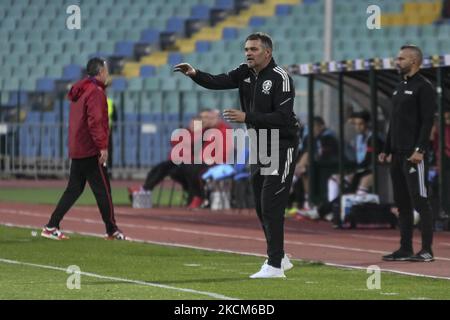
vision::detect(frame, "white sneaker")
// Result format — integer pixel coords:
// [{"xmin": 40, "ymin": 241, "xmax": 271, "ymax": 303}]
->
[
  {"xmin": 41, "ymin": 227, "xmax": 69, "ymax": 240},
  {"xmin": 105, "ymin": 230, "xmax": 127, "ymax": 240},
  {"xmin": 249, "ymin": 264, "xmax": 286, "ymax": 279},
  {"xmin": 263, "ymin": 254, "xmax": 294, "ymax": 272},
  {"xmin": 281, "ymin": 254, "xmax": 294, "ymax": 271},
  {"xmin": 297, "ymin": 207, "xmax": 320, "ymax": 220}
]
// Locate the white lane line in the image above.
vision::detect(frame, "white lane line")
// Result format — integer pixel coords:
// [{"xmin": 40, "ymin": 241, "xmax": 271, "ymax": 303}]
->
[
  {"xmin": 4, "ymin": 205, "xmax": 445, "ymax": 244},
  {"xmin": 2, "ymin": 222, "xmax": 450, "ymax": 281},
  {"xmin": 324, "ymin": 262, "xmax": 450, "ymax": 281},
  {"xmin": 0, "ymin": 259, "xmax": 237, "ymax": 301},
  {"xmin": 2, "ymin": 208, "xmax": 450, "ymax": 262}
]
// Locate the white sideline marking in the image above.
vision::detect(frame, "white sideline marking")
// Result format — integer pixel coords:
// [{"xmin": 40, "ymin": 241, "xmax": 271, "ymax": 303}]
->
[
  {"xmin": 324, "ymin": 262, "xmax": 450, "ymax": 281},
  {"xmin": 1, "ymin": 208, "xmax": 450, "ymax": 262},
  {"xmin": 0, "ymin": 256, "xmax": 238, "ymax": 300},
  {"xmin": 0, "ymin": 205, "xmax": 434, "ymax": 243},
  {"xmin": 1, "ymin": 222, "xmax": 450, "ymax": 282}
]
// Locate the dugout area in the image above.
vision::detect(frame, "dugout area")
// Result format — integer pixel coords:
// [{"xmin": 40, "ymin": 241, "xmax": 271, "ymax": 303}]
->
[{"xmin": 288, "ymin": 55, "xmax": 450, "ymax": 219}]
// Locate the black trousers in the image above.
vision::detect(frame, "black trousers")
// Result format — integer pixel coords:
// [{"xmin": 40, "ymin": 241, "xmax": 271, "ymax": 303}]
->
[
  {"xmin": 287, "ymin": 177, "xmax": 305, "ymax": 208},
  {"xmin": 143, "ymin": 160, "xmax": 189, "ymax": 193},
  {"xmin": 251, "ymin": 146, "xmax": 297, "ymax": 268},
  {"xmin": 47, "ymin": 156, "xmax": 118, "ymax": 236},
  {"xmin": 178, "ymin": 163, "xmax": 209, "ymax": 199},
  {"xmin": 390, "ymin": 153, "xmax": 433, "ymax": 252}
]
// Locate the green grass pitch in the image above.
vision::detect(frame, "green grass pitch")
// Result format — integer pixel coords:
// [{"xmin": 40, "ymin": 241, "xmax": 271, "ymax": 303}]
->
[{"xmin": 0, "ymin": 225, "xmax": 448, "ymax": 300}]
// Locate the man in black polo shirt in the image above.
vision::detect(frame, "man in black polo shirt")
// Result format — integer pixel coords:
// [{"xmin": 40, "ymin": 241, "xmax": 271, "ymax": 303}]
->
[{"xmin": 379, "ymin": 45, "xmax": 436, "ymax": 262}]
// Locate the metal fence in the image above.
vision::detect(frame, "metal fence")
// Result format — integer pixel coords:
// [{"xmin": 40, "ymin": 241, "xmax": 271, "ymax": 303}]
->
[
  {"xmin": 0, "ymin": 87, "xmax": 307, "ymax": 178},
  {"xmin": 0, "ymin": 89, "xmax": 238, "ymax": 178}
]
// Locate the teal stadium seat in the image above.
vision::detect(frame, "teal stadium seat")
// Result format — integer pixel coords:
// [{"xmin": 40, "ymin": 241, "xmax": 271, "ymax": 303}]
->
[
  {"xmin": 143, "ymin": 78, "xmax": 160, "ymax": 91},
  {"xmin": 128, "ymin": 77, "xmax": 144, "ymax": 91}
]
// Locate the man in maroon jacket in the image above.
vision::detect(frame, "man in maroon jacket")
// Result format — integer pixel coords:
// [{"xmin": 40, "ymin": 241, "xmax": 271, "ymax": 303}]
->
[{"xmin": 41, "ymin": 57, "xmax": 125, "ymax": 240}]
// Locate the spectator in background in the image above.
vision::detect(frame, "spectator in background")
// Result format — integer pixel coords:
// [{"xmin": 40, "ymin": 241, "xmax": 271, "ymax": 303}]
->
[
  {"xmin": 318, "ymin": 111, "xmax": 384, "ymax": 221},
  {"xmin": 292, "ymin": 116, "xmax": 338, "ymax": 215},
  {"xmin": 329, "ymin": 112, "xmax": 382, "ymax": 199},
  {"xmin": 430, "ymin": 108, "xmax": 450, "ymax": 217},
  {"xmin": 178, "ymin": 108, "xmax": 232, "ymax": 209},
  {"xmin": 127, "ymin": 116, "xmax": 199, "ymax": 205}
]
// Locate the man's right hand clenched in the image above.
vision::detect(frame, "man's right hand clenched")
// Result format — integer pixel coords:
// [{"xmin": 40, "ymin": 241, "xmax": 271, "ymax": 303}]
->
[
  {"xmin": 173, "ymin": 63, "xmax": 196, "ymax": 77},
  {"xmin": 99, "ymin": 149, "xmax": 108, "ymax": 167}
]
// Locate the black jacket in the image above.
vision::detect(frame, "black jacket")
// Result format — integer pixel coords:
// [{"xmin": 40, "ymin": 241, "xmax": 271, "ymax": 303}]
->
[
  {"xmin": 384, "ymin": 72, "xmax": 436, "ymax": 155},
  {"xmin": 191, "ymin": 58, "xmax": 300, "ymax": 149}
]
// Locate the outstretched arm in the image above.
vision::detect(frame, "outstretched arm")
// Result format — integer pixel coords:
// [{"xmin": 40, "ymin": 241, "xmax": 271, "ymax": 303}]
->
[{"xmin": 174, "ymin": 63, "xmax": 245, "ymax": 90}]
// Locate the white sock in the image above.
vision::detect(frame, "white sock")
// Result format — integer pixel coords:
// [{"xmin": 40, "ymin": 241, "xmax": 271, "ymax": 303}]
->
[
  {"xmin": 304, "ymin": 194, "xmax": 310, "ymax": 209},
  {"xmin": 328, "ymin": 178, "xmax": 339, "ymax": 202},
  {"xmin": 356, "ymin": 187, "xmax": 369, "ymax": 195}
]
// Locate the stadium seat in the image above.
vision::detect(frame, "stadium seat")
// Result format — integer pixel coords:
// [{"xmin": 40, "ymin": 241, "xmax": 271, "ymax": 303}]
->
[
  {"xmin": 160, "ymin": 77, "xmax": 178, "ymax": 91},
  {"xmin": 143, "ymin": 77, "xmax": 160, "ymax": 90},
  {"xmin": 128, "ymin": 77, "xmax": 144, "ymax": 91},
  {"xmin": 196, "ymin": 40, "xmax": 211, "ymax": 53},
  {"xmin": 140, "ymin": 28, "xmax": 161, "ymax": 44},
  {"xmin": 36, "ymin": 78, "xmax": 55, "ymax": 92},
  {"xmin": 140, "ymin": 65, "xmax": 157, "ymax": 78},
  {"xmin": 114, "ymin": 41, "xmax": 135, "ymax": 58},
  {"xmin": 276, "ymin": 4, "xmax": 292, "ymax": 16},
  {"xmin": 191, "ymin": 4, "xmax": 210, "ymax": 20},
  {"xmin": 111, "ymin": 77, "xmax": 128, "ymax": 91},
  {"xmin": 168, "ymin": 52, "xmax": 183, "ymax": 66},
  {"xmin": 248, "ymin": 17, "xmax": 266, "ymax": 27}
]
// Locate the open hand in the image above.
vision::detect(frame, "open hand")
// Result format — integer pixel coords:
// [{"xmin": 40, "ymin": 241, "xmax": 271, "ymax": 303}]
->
[{"xmin": 173, "ymin": 63, "xmax": 196, "ymax": 77}]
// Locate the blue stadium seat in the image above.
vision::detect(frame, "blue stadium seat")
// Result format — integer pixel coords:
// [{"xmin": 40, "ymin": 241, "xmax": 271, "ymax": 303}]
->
[
  {"xmin": 222, "ymin": 27, "xmax": 238, "ymax": 40},
  {"xmin": 7, "ymin": 91, "xmax": 28, "ymax": 106},
  {"xmin": 248, "ymin": 17, "xmax": 265, "ymax": 27},
  {"xmin": 114, "ymin": 41, "xmax": 135, "ymax": 58},
  {"xmin": 215, "ymin": 0, "xmax": 235, "ymax": 11},
  {"xmin": 191, "ymin": 4, "xmax": 210, "ymax": 20},
  {"xmin": 111, "ymin": 77, "xmax": 128, "ymax": 91},
  {"xmin": 196, "ymin": 40, "xmax": 210, "ymax": 52},
  {"xmin": 168, "ymin": 52, "xmax": 183, "ymax": 66},
  {"xmin": 275, "ymin": 4, "xmax": 292, "ymax": 16},
  {"xmin": 124, "ymin": 113, "xmax": 139, "ymax": 166},
  {"xmin": 62, "ymin": 64, "xmax": 83, "ymax": 81},
  {"xmin": 36, "ymin": 78, "xmax": 55, "ymax": 92},
  {"xmin": 41, "ymin": 112, "xmax": 60, "ymax": 158},
  {"xmin": 166, "ymin": 16, "xmax": 186, "ymax": 36},
  {"xmin": 140, "ymin": 28, "xmax": 161, "ymax": 44}
]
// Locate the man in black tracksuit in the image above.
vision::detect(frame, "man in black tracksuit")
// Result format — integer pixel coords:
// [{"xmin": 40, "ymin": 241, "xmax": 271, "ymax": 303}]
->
[
  {"xmin": 175, "ymin": 33, "xmax": 300, "ymax": 278},
  {"xmin": 379, "ymin": 45, "xmax": 436, "ymax": 262}
]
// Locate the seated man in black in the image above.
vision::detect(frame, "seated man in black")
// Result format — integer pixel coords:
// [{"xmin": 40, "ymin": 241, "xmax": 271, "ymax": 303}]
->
[
  {"xmin": 321, "ymin": 111, "xmax": 384, "ymax": 222},
  {"xmin": 128, "ymin": 117, "xmax": 199, "ymax": 205},
  {"xmin": 289, "ymin": 116, "xmax": 339, "ymax": 215}
]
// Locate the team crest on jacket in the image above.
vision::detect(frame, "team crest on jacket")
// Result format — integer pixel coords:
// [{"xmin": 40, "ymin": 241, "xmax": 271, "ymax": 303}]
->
[{"xmin": 262, "ymin": 80, "xmax": 272, "ymax": 94}]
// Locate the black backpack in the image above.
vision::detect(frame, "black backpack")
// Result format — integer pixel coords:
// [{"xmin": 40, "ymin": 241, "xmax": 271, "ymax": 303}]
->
[{"xmin": 347, "ymin": 203, "xmax": 397, "ymax": 229}]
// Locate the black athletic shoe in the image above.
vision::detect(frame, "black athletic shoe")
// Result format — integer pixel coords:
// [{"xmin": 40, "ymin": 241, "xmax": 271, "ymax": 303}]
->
[
  {"xmin": 382, "ymin": 249, "xmax": 413, "ymax": 261},
  {"xmin": 408, "ymin": 250, "xmax": 434, "ymax": 262}
]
